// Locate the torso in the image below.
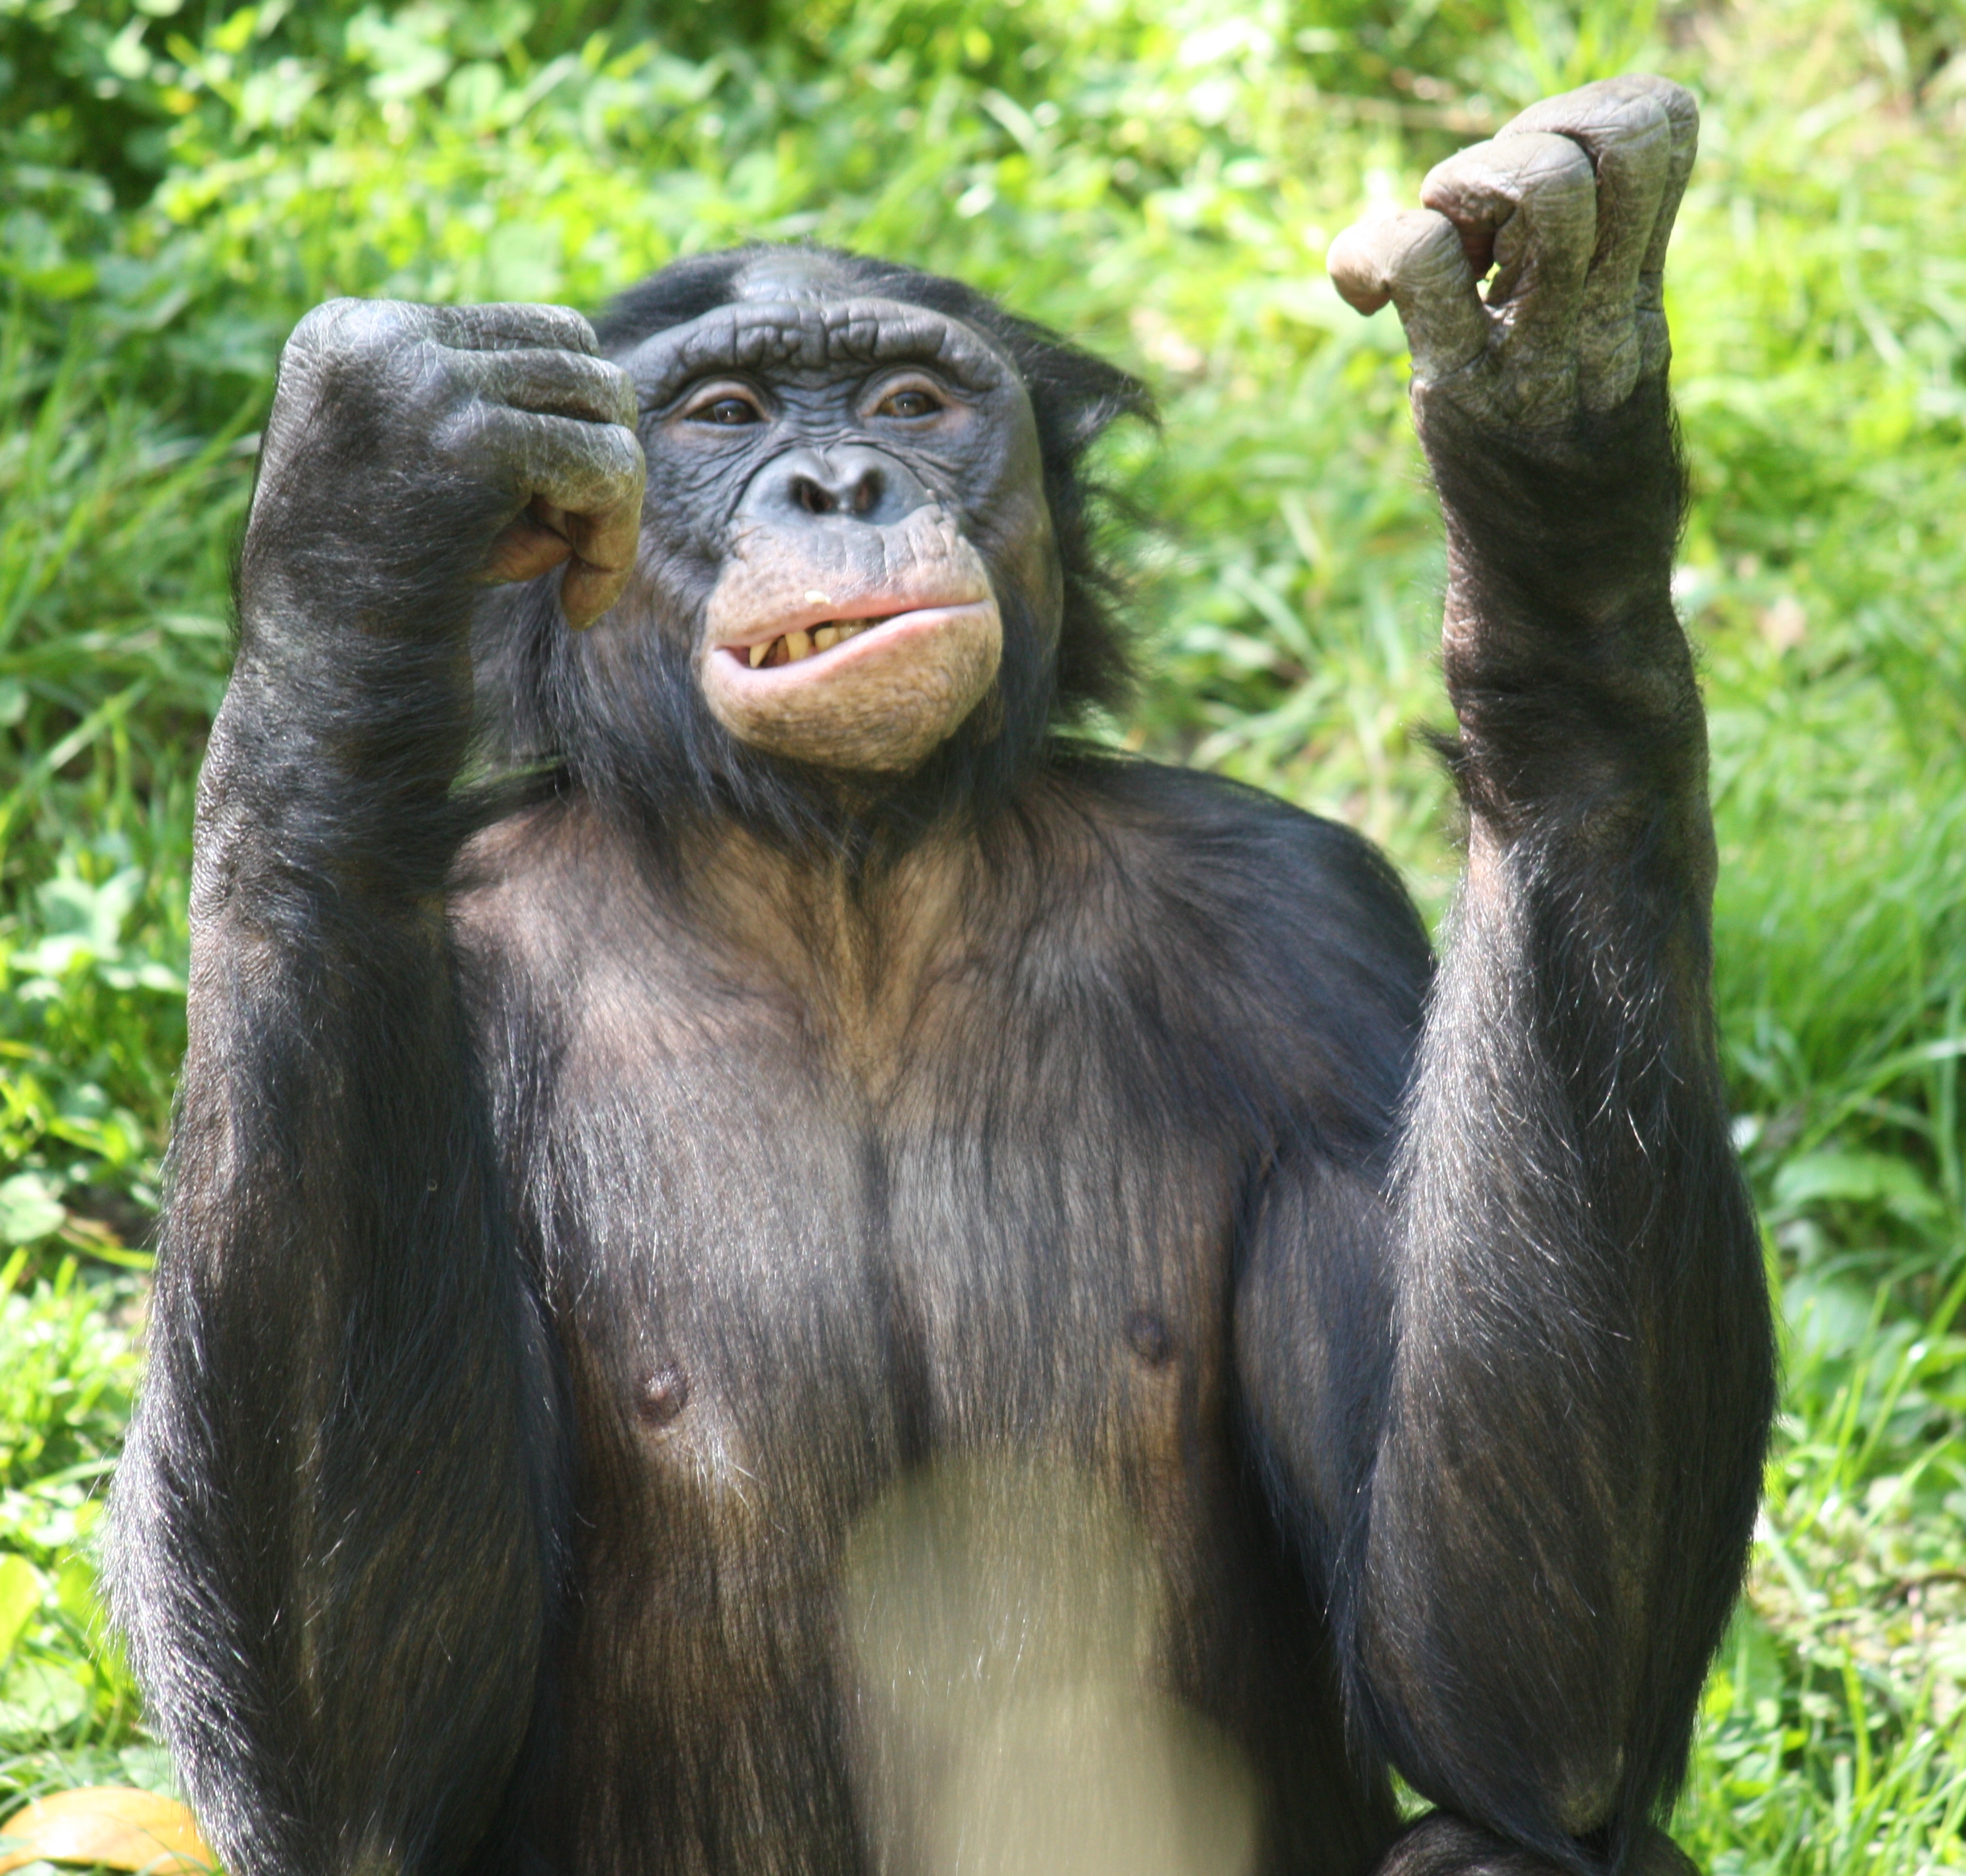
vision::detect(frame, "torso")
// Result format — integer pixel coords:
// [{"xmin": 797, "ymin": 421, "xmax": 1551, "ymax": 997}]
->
[{"xmin": 453, "ymin": 756, "xmax": 1430, "ymax": 1876}]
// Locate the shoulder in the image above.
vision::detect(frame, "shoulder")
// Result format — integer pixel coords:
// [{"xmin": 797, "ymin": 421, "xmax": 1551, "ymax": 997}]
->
[
  {"xmin": 1045, "ymin": 748, "xmax": 1430, "ymax": 977},
  {"xmin": 1025, "ymin": 749, "xmax": 1434, "ymax": 1156}
]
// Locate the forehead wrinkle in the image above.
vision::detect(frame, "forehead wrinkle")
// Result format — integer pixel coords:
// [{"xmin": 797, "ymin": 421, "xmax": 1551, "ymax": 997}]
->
[{"xmin": 626, "ymin": 298, "xmax": 1013, "ymax": 407}]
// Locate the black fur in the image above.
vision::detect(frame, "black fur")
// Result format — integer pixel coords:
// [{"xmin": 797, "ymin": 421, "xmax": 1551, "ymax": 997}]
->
[
  {"xmin": 476, "ymin": 245, "xmax": 1154, "ymax": 878},
  {"xmin": 105, "ymin": 253, "xmax": 1773, "ymax": 1876}
]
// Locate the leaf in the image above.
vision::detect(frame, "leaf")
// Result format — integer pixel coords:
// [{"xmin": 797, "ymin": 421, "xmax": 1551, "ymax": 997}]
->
[
  {"xmin": 0, "ymin": 1556, "xmax": 40, "ymax": 1666},
  {"xmin": 0, "ymin": 1174, "xmax": 67, "ymax": 1248},
  {"xmin": 0, "ymin": 1787, "xmax": 214, "ymax": 1875},
  {"xmin": 54, "ymin": 1555, "xmax": 104, "ymax": 1631},
  {"xmin": 0, "ymin": 1655, "xmax": 90, "ymax": 1737},
  {"xmin": 1770, "ymin": 1150, "xmax": 1943, "ymax": 1221}
]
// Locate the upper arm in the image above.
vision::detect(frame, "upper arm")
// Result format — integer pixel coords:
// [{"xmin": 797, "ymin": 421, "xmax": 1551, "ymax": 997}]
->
[
  {"xmin": 1234, "ymin": 1150, "xmax": 1396, "ymax": 1591},
  {"xmin": 1160, "ymin": 774, "xmax": 1426, "ymax": 1590}
]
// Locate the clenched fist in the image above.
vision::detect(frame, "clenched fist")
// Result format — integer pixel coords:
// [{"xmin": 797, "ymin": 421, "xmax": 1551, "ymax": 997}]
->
[
  {"xmin": 1328, "ymin": 76, "xmax": 1697, "ymax": 427},
  {"xmin": 247, "ymin": 299, "xmax": 646, "ymax": 632}
]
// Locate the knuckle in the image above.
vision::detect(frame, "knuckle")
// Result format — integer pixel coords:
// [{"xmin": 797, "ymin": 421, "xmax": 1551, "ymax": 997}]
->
[
  {"xmin": 1508, "ymin": 83, "xmax": 1677, "ymax": 163},
  {"xmin": 290, "ymin": 297, "xmax": 420, "ymax": 365},
  {"xmin": 1394, "ymin": 209, "xmax": 1467, "ymax": 275},
  {"xmin": 1375, "ymin": 209, "xmax": 1459, "ymax": 273},
  {"xmin": 1621, "ymin": 73, "xmax": 1698, "ymax": 126},
  {"xmin": 1623, "ymin": 95, "xmax": 1672, "ymax": 143},
  {"xmin": 593, "ymin": 424, "xmax": 647, "ymax": 490},
  {"xmin": 1428, "ymin": 132, "xmax": 1594, "ymax": 214},
  {"xmin": 599, "ymin": 361, "xmax": 638, "ymax": 427},
  {"xmin": 568, "ymin": 350, "xmax": 626, "ymax": 405},
  {"xmin": 1420, "ymin": 144, "xmax": 1489, "ymax": 206},
  {"xmin": 509, "ymin": 348, "xmax": 630, "ymax": 423},
  {"xmin": 432, "ymin": 401, "xmax": 510, "ymax": 475},
  {"xmin": 1516, "ymin": 129, "xmax": 1596, "ymax": 189},
  {"xmin": 515, "ymin": 303, "xmax": 597, "ymax": 353},
  {"xmin": 284, "ymin": 301, "xmax": 461, "ymax": 421}
]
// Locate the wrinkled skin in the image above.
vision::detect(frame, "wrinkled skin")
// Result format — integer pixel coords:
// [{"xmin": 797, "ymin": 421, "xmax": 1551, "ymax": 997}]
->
[
  {"xmin": 1328, "ymin": 74, "xmax": 1695, "ymax": 421},
  {"xmin": 619, "ymin": 286, "xmax": 1052, "ymax": 769},
  {"xmin": 108, "ymin": 79, "xmax": 1772, "ymax": 1876}
]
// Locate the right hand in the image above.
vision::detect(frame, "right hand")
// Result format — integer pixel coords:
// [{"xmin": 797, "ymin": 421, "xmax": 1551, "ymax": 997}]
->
[{"xmin": 248, "ymin": 299, "xmax": 647, "ymax": 630}]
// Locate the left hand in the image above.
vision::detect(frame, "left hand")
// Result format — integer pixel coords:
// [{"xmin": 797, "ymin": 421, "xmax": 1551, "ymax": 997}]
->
[{"xmin": 1326, "ymin": 76, "xmax": 1697, "ymax": 428}]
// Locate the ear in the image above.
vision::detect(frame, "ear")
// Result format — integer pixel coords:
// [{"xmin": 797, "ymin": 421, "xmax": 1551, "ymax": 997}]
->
[{"xmin": 1004, "ymin": 327, "xmax": 1158, "ymax": 466}]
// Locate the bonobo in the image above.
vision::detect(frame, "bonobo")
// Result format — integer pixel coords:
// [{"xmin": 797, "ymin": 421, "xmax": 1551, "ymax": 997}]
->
[{"xmin": 108, "ymin": 74, "xmax": 1774, "ymax": 1876}]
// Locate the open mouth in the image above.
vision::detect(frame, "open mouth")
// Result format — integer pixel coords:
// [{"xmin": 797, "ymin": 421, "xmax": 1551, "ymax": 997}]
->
[
  {"xmin": 701, "ymin": 589, "xmax": 1002, "ymax": 769},
  {"xmin": 715, "ymin": 597, "xmax": 992, "ymax": 680},
  {"xmin": 735, "ymin": 615, "xmax": 899, "ymax": 669}
]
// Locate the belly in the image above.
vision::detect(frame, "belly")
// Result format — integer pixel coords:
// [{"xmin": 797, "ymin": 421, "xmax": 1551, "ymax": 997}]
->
[{"xmin": 515, "ymin": 1104, "xmax": 1391, "ymax": 1876}]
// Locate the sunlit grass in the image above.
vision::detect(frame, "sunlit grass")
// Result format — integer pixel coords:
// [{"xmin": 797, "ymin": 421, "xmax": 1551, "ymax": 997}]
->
[{"xmin": 3, "ymin": 0, "xmax": 1965, "ymax": 1865}]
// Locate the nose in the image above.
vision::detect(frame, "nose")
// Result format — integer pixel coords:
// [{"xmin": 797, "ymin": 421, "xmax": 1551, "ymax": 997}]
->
[{"xmin": 740, "ymin": 445, "xmax": 931, "ymax": 528}]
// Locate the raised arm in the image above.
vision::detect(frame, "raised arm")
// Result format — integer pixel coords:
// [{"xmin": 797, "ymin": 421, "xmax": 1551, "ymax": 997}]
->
[
  {"xmin": 105, "ymin": 302, "xmax": 644, "ymax": 1876},
  {"xmin": 1240, "ymin": 79, "xmax": 1774, "ymax": 1876}
]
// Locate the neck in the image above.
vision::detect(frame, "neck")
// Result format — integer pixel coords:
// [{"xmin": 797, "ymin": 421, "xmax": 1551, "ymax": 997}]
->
[{"xmin": 669, "ymin": 808, "xmax": 990, "ymax": 1082}]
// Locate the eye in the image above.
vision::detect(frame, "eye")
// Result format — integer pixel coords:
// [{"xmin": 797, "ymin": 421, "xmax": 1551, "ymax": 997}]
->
[
  {"xmin": 876, "ymin": 387, "xmax": 942, "ymax": 419},
  {"xmin": 681, "ymin": 386, "xmax": 765, "ymax": 427}
]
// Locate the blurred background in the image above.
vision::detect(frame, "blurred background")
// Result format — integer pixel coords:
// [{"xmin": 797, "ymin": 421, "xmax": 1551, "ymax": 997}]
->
[{"xmin": 1, "ymin": 0, "xmax": 1965, "ymax": 1869}]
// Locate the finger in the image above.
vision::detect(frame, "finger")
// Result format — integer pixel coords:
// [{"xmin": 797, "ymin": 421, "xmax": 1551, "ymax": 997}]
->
[
  {"xmin": 1502, "ymin": 81, "xmax": 1671, "ymax": 314},
  {"xmin": 1328, "ymin": 210, "xmax": 1488, "ymax": 383},
  {"xmin": 559, "ymin": 545, "xmax": 642, "ymax": 631},
  {"xmin": 452, "ymin": 347, "xmax": 638, "ymax": 429},
  {"xmin": 1420, "ymin": 132, "xmax": 1595, "ymax": 373},
  {"xmin": 453, "ymin": 407, "xmax": 646, "ymax": 627},
  {"xmin": 556, "ymin": 485, "xmax": 643, "ymax": 577},
  {"xmin": 1510, "ymin": 80, "xmax": 1698, "ymax": 387},
  {"xmin": 1501, "ymin": 81, "xmax": 1679, "ymax": 405},
  {"xmin": 1602, "ymin": 77, "xmax": 1699, "ymax": 378},
  {"xmin": 423, "ymin": 302, "xmax": 599, "ymax": 357},
  {"xmin": 461, "ymin": 405, "xmax": 644, "ymax": 517},
  {"xmin": 484, "ymin": 511, "xmax": 574, "ymax": 585},
  {"xmin": 1582, "ymin": 76, "xmax": 1699, "ymax": 287}
]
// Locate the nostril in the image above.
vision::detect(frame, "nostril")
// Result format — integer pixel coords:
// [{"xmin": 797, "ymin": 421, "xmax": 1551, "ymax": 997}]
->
[{"xmin": 761, "ymin": 453, "xmax": 919, "ymax": 525}]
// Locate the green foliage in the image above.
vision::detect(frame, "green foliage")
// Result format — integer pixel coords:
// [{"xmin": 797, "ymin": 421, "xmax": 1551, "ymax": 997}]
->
[
  {"xmin": 3, "ymin": 0, "xmax": 1966, "ymax": 1861},
  {"xmin": 0, "ymin": 1252, "xmax": 144, "ymax": 1773}
]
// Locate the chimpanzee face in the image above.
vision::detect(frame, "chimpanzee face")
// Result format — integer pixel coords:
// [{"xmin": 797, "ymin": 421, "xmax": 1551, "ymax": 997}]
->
[{"xmin": 617, "ymin": 252, "xmax": 1062, "ymax": 775}]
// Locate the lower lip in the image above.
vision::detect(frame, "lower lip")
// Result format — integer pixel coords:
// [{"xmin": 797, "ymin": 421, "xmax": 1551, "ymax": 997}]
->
[{"xmin": 718, "ymin": 603, "xmax": 990, "ymax": 682}]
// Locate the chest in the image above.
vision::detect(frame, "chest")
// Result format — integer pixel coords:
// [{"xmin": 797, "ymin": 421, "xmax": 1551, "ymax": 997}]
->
[{"xmin": 507, "ymin": 943, "xmax": 1252, "ymax": 1521}]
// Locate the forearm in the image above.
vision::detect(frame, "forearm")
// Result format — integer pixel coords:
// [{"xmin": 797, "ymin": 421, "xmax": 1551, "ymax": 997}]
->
[
  {"xmin": 110, "ymin": 910, "xmax": 555, "ymax": 1876},
  {"xmin": 1361, "ymin": 826, "xmax": 1764, "ymax": 1847},
  {"xmin": 123, "ymin": 663, "xmax": 544, "ymax": 1875},
  {"xmin": 200, "ymin": 596, "xmax": 480, "ymax": 921},
  {"xmin": 1426, "ymin": 378, "xmax": 1708, "ymax": 831},
  {"xmin": 1385, "ymin": 814, "xmax": 1754, "ymax": 1508}
]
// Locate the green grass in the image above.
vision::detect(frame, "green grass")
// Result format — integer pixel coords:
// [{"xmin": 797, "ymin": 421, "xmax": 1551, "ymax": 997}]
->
[{"xmin": 3, "ymin": 0, "xmax": 1966, "ymax": 1865}]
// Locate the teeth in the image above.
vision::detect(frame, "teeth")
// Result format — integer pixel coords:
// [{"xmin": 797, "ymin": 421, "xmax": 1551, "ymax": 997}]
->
[{"xmin": 739, "ymin": 617, "xmax": 889, "ymax": 671}]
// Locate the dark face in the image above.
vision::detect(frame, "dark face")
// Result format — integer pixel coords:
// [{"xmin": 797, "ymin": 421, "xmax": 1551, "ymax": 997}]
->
[{"xmin": 616, "ymin": 253, "xmax": 1062, "ymax": 775}]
